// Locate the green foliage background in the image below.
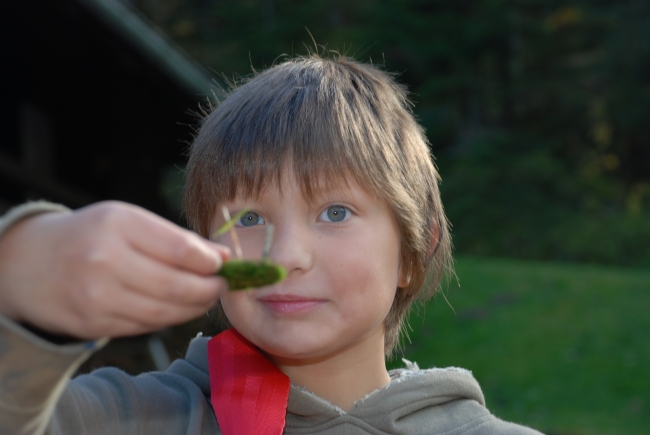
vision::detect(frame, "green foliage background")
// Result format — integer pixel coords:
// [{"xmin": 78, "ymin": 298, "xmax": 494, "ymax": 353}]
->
[{"xmin": 135, "ymin": 0, "xmax": 650, "ymax": 268}]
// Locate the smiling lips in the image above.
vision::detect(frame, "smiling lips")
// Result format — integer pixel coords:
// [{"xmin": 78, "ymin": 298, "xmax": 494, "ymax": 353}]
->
[{"xmin": 258, "ymin": 294, "xmax": 327, "ymax": 315}]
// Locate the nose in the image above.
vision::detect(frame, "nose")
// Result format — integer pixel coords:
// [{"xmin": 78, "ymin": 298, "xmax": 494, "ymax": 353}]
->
[{"xmin": 268, "ymin": 219, "xmax": 313, "ymax": 278}]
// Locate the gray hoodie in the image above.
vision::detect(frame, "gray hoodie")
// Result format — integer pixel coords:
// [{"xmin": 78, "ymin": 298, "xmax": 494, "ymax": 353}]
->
[
  {"xmin": 0, "ymin": 203, "xmax": 542, "ymax": 435},
  {"xmin": 0, "ymin": 315, "xmax": 542, "ymax": 435}
]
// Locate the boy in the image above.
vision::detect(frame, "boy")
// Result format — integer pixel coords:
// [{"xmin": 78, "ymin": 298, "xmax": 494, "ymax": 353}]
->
[{"xmin": 0, "ymin": 55, "xmax": 542, "ymax": 434}]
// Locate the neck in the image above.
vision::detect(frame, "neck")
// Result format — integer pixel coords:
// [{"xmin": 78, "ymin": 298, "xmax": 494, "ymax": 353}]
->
[{"xmin": 267, "ymin": 327, "xmax": 391, "ymax": 412}]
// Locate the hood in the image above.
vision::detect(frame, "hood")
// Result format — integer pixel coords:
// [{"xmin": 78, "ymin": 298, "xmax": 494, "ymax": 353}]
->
[{"xmin": 285, "ymin": 362, "xmax": 488, "ymax": 434}]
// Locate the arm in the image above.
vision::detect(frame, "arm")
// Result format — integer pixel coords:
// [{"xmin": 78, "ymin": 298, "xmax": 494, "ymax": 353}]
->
[{"xmin": 0, "ymin": 201, "xmax": 229, "ymax": 434}]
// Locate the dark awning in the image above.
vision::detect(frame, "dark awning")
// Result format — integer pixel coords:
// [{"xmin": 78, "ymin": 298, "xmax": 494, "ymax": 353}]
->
[{"xmin": 0, "ymin": 0, "xmax": 220, "ymax": 220}]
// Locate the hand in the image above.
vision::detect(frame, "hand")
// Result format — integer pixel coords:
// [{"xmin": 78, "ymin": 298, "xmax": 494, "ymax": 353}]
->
[{"xmin": 0, "ymin": 201, "xmax": 230, "ymax": 340}]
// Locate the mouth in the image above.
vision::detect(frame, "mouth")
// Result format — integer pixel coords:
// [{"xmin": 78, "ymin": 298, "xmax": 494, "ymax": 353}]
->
[{"xmin": 257, "ymin": 294, "xmax": 327, "ymax": 315}]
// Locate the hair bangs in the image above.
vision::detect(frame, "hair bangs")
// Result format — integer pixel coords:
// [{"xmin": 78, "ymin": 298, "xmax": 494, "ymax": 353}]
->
[{"xmin": 186, "ymin": 57, "xmax": 407, "ymax": 236}]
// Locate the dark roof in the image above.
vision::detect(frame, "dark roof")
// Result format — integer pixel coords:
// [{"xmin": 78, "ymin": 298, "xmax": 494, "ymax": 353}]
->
[
  {"xmin": 0, "ymin": 0, "xmax": 220, "ymax": 219},
  {"xmin": 77, "ymin": 0, "xmax": 214, "ymax": 95}
]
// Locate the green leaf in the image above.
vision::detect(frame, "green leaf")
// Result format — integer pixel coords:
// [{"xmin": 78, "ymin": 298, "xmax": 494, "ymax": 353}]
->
[{"xmin": 214, "ymin": 209, "xmax": 249, "ymax": 237}]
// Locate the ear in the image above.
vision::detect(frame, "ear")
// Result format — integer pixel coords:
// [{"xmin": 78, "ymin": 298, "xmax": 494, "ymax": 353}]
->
[
  {"xmin": 397, "ymin": 223, "xmax": 441, "ymax": 289},
  {"xmin": 397, "ymin": 269, "xmax": 410, "ymax": 288}
]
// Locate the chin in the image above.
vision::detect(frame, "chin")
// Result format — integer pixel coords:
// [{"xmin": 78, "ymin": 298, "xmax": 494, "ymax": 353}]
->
[{"xmin": 252, "ymin": 330, "xmax": 338, "ymax": 362}]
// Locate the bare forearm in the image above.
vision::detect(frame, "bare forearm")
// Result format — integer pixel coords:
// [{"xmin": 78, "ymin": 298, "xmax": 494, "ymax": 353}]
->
[{"xmin": 0, "ymin": 202, "xmax": 72, "ymax": 321}]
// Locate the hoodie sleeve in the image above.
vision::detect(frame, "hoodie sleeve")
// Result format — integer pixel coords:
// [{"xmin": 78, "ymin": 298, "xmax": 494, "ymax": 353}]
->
[
  {"xmin": 0, "ymin": 314, "xmax": 104, "ymax": 434},
  {"xmin": 0, "ymin": 203, "xmax": 221, "ymax": 434},
  {"xmin": 0, "ymin": 201, "xmax": 72, "ymax": 234},
  {"xmin": 0, "ymin": 315, "xmax": 220, "ymax": 435}
]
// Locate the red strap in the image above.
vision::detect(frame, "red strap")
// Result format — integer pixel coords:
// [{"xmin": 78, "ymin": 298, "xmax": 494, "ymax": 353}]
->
[{"xmin": 208, "ymin": 329, "xmax": 290, "ymax": 435}]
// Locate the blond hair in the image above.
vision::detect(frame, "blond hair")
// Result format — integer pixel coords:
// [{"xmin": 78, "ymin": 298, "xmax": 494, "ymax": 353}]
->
[{"xmin": 183, "ymin": 55, "xmax": 452, "ymax": 356}]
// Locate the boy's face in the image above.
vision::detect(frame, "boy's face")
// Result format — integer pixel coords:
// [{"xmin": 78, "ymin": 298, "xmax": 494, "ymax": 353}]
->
[{"xmin": 210, "ymin": 170, "xmax": 406, "ymax": 363}]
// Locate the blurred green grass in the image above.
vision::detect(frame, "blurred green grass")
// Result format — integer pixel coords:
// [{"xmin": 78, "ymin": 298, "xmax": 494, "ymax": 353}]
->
[{"xmin": 390, "ymin": 256, "xmax": 650, "ymax": 435}]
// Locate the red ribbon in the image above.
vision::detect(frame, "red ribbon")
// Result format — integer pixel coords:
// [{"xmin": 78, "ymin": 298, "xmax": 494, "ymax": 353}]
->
[{"xmin": 208, "ymin": 329, "xmax": 290, "ymax": 435}]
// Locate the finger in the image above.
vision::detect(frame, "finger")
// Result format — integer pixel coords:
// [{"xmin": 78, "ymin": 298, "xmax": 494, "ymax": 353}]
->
[
  {"xmin": 121, "ymin": 207, "xmax": 230, "ymax": 275},
  {"xmin": 115, "ymin": 249, "xmax": 228, "ymax": 306},
  {"xmin": 105, "ymin": 287, "xmax": 215, "ymax": 332},
  {"xmin": 68, "ymin": 285, "xmax": 217, "ymax": 338},
  {"xmin": 81, "ymin": 318, "xmax": 153, "ymax": 340}
]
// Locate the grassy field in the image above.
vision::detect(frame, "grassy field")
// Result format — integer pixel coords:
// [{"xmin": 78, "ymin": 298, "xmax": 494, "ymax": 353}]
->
[{"xmin": 389, "ymin": 256, "xmax": 650, "ymax": 435}]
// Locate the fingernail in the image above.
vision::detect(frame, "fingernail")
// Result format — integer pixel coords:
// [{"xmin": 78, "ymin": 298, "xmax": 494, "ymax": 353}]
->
[{"xmin": 218, "ymin": 245, "xmax": 231, "ymax": 260}]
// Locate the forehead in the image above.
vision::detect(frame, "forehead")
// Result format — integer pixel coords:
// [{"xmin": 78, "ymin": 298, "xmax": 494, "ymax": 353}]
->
[{"xmin": 233, "ymin": 164, "xmax": 373, "ymax": 205}]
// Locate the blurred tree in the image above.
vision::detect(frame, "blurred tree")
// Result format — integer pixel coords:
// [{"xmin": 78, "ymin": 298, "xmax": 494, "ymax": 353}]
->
[{"xmin": 133, "ymin": 0, "xmax": 650, "ymax": 267}]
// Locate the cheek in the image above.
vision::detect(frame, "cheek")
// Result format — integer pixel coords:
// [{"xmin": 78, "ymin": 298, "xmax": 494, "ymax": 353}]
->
[
  {"xmin": 214, "ymin": 229, "xmax": 266, "ymax": 260},
  {"xmin": 220, "ymin": 292, "xmax": 254, "ymax": 328},
  {"xmin": 326, "ymin": 236, "xmax": 400, "ymax": 315}
]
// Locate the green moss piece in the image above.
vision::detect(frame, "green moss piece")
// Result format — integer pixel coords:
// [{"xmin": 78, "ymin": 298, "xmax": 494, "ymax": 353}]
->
[{"xmin": 217, "ymin": 259, "xmax": 287, "ymax": 290}]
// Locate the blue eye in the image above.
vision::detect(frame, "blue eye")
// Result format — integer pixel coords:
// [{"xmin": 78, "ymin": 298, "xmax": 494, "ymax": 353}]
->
[
  {"xmin": 238, "ymin": 211, "xmax": 264, "ymax": 227},
  {"xmin": 321, "ymin": 206, "xmax": 348, "ymax": 223}
]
